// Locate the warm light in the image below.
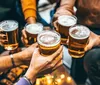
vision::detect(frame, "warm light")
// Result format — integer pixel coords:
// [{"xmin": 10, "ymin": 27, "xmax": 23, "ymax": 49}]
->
[
  {"xmin": 56, "ymin": 78, "xmax": 62, "ymax": 83},
  {"xmin": 36, "ymin": 79, "xmax": 40, "ymax": 85},
  {"xmin": 47, "ymin": 79, "xmax": 52, "ymax": 84},
  {"xmin": 60, "ymin": 74, "xmax": 65, "ymax": 79},
  {"xmin": 66, "ymin": 76, "xmax": 72, "ymax": 83},
  {"xmin": 46, "ymin": 75, "xmax": 52, "ymax": 80}
]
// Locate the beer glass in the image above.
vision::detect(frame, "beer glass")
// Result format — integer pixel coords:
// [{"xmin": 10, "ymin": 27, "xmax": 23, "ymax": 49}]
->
[
  {"xmin": 68, "ymin": 25, "xmax": 90, "ymax": 58},
  {"xmin": 56, "ymin": 15, "xmax": 77, "ymax": 45},
  {"xmin": 0, "ymin": 20, "xmax": 19, "ymax": 51},
  {"xmin": 24, "ymin": 23, "xmax": 43, "ymax": 47},
  {"xmin": 37, "ymin": 30, "xmax": 61, "ymax": 56}
]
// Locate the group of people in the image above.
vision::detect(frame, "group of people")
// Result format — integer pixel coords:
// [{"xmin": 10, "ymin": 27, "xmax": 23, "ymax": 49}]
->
[{"xmin": 0, "ymin": 0, "xmax": 100, "ymax": 85}]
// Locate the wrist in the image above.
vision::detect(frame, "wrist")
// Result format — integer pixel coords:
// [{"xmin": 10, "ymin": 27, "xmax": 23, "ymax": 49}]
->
[
  {"xmin": 25, "ymin": 68, "xmax": 37, "ymax": 84},
  {"xmin": 26, "ymin": 17, "xmax": 36, "ymax": 24}
]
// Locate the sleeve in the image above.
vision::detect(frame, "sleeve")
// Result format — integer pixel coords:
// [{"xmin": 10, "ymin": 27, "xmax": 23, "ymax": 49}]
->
[
  {"xmin": 17, "ymin": 78, "xmax": 31, "ymax": 85},
  {"xmin": 21, "ymin": 0, "xmax": 37, "ymax": 20}
]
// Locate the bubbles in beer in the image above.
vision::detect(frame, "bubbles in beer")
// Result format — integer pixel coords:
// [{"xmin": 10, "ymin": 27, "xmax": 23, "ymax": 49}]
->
[
  {"xmin": 0, "ymin": 20, "xmax": 18, "ymax": 31},
  {"xmin": 38, "ymin": 31, "xmax": 60, "ymax": 47},
  {"xmin": 25, "ymin": 23, "xmax": 43, "ymax": 34},
  {"xmin": 69, "ymin": 25, "xmax": 90, "ymax": 39},
  {"xmin": 58, "ymin": 15, "xmax": 77, "ymax": 26}
]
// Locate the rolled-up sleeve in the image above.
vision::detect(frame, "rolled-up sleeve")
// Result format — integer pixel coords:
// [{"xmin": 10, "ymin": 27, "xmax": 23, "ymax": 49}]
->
[{"xmin": 21, "ymin": 0, "xmax": 37, "ymax": 20}]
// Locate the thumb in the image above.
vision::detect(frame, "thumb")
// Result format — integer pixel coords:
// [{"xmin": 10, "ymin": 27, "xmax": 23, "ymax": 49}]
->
[
  {"xmin": 22, "ymin": 29, "xmax": 27, "ymax": 39},
  {"xmin": 32, "ymin": 48, "xmax": 40, "ymax": 56},
  {"xmin": 85, "ymin": 42, "xmax": 94, "ymax": 51}
]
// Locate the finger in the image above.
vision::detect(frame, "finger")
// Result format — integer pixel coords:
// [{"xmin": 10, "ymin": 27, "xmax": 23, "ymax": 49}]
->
[
  {"xmin": 85, "ymin": 39, "xmax": 94, "ymax": 51},
  {"xmin": 21, "ymin": 37, "xmax": 28, "ymax": 45},
  {"xmin": 32, "ymin": 43, "xmax": 38, "ymax": 47},
  {"xmin": 53, "ymin": 20, "xmax": 59, "ymax": 31},
  {"xmin": 52, "ymin": 60, "xmax": 63, "ymax": 71},
  {"xmin": 48, "ymin": 45, "xmax": 63, "ymax": 62},
  {"xmin": 22, "ymin": 29, "xmax": 27, "ymax": 39},
  {"xmin": 0, "ymin": 34, "xmax": 6, "ymax": 39},
  {"xmin": 85, "ymin": 43, "xmax": 94, "ymax": 51}
]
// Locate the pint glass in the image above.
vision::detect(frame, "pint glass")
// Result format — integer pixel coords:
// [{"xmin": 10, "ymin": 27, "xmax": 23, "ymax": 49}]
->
[
  {"xmin": 25, "ymin": 23, "xmax": 43, "ymax": 47},
  {"xmin": 57, "ymin": 15, "xmax": 77, "ymax": 45},
  {"xmin": 68, "ymin": 25, "xmax": 90, "ymax": 58},
  {"xmin": 0, "ymin": 20, "xmax": 19, "ymax": 51},
  {"xmin": 37, "ymin": 30, "xmax": 61, "ymax": 56}
]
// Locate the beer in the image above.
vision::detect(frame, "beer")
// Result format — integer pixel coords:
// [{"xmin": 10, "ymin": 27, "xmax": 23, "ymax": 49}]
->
[
  {"xmin": 68, "ymin": 25, "xmax": 90, "ymax": 58},
  {"xmin": 37, "ymin": 30, "xmax": 61, "ymax": 56},
  {"xmin": 57, "ymin": 15, "xmax": 77, "ymax": 44},
  {"xmin": 25, "ymin": 23, "xmax": 43, "ymax": 47},
  {"xmin": 0, "ymin": 20, "xmax": 18, "ymax": 51}
]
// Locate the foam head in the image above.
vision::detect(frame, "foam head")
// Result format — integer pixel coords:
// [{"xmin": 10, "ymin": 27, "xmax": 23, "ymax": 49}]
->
[
  {"xmin": 25, "ymin": 23, "xmax": 43, "ymax": 34},
  {"xmin": 0, "ymin": 20, "xmax": 18, "ymax": 31},
  {"xmin": 58, "ymin": 15, "xmax": 77, "ymax": 26},
  {"xmin": 37, "ymin": 30, "xmax": 61, "ymax": 47},
  {"xmin": 69, "ymin": 25, "xmax": 90, "ymax": 39}
]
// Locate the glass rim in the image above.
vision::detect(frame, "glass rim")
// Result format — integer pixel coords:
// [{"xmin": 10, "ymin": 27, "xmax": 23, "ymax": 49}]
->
[
  {"xmin": 58, "ymin": 15, "xmax": 77, "ymax": 26},
  {"xmin": 24, "ymin": 22, "xmax": 44, "ymax": 34},
  {"xmin": 69, "ymin": 25, "xmax": 90, "ymax": 40},
  {"xmin": 0, "ymin": 20, "xmax": 18, "ymax": 31},
  {"xmin": 37, "ymin": 30, "xmax": 61, "ymax": 47}
]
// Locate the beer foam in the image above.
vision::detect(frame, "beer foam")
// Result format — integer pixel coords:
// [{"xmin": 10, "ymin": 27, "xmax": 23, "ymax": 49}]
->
[
  {"xmin": 37, "ymin": 30, "xmax": 60, "ymax": 47},
  {"xmin": 25, "ymin": 23, "xmax": 43, "ymax": 34},
  {"xmin": 0, "ymin": 20, "xmax": 18, "ymax": 31},
  {"xmin": 58, "ymin": 15, "xmax": 77, "ymax": 26},
  {"xmin": 69, "ymin": 25, "xmax": 90, "ymax": 39}
]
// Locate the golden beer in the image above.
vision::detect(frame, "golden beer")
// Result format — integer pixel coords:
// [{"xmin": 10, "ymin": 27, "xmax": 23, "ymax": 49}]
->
[
  {"xmin": 0, "ymin": 20, "xmax": 18, "ymax": 51},
  {"xmin": 37, "ymin": 30, "xmax": 61, "ymax": 56},
  {"xmin": 25, "ymin": 23, "xmax": 43, "ymax": 47},
  {"xmin": 57, "ymin": 15, "xmax": 77, "ymax": 45},
  {"xmin": 68, "ymin": 25, "xmax": 90, "ymax": 58}
]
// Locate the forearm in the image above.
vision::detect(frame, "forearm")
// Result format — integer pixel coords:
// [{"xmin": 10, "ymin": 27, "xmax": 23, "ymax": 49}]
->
[
  {"xmin": 57, "ymin": 0, "xmax": 76, "ymax": 14},
  {"xmin": 0, "ymin": 52, "xmax": 24, "ymax": 72}
]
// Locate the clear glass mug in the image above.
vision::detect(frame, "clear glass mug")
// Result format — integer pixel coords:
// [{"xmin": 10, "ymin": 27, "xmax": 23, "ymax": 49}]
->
[
  {"xmin": 0, "ymin": 20, "xmax": 19, "ymax": 51},
  {"xmin": 68, "ymin": 25, "xmax": 90, "ymax": 58}
]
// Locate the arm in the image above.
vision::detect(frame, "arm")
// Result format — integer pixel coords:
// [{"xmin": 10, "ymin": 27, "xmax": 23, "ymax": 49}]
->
[
  {"xmin": 21, "ymin": 0, "xmax": 37, "ymax": 24},
  {"xmin": 0, "ymin": 43, "xmax": 38, "ymax": 72},
  {"xmin": 55, "ymin": 0, "xmax": 76, "ymax": 17},
  {"xmin": 0, "ymin": 52, "xmax": 24, "ymax": 71},
  {"xmin": 17, "ymin": 46, "xmax": 63, "ymax": 85}
]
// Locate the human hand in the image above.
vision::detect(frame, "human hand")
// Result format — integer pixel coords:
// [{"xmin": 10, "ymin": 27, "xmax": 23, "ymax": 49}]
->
[
  {"xmin": 20, "ymin": 43, "xmax": 38, "ymax": 65},
  {"xmin": 21, "ymin": 28, "xmax": 28, "ymax": 45},
  {"xmin": 25, "ymin": 45, "xmax": 63, "ymax": 81},
  {"xmin": 85, "ymin": 32, "xmax": 100, "ymax": 51},
  {"xmin": 52, "ymin": 7, "xmax": 73, "ymax": 30},
  {"xmin": 0, "ymin": 31, "xmax": 7, "ymax": 46}
]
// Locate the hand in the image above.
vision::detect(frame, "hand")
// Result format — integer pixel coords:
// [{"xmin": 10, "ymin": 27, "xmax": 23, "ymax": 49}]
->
[
  {"xmin": 52, "ymin": 7, "xmax": 73, "ymax": 29},
  {"xmin": 21, "ymin": 29, "xmax": 28, "ymax": 45},
  {"xmin": 85, "ymin": 32, "xmax": 100, "ymax": 51},
  {"xmin": 0, "ymin": 31, "xmax": 7, "ymax": 46},
  {"xmin": 20, "ymin": 43, "xmax": 38, "ymax": 65},
  {"xmin": 25, "ymin": 45, "xmax": 63, "ymax": 83},
  {"xmin": 25, "ymin": 45, "xmax": 63, "ymax": 82}
]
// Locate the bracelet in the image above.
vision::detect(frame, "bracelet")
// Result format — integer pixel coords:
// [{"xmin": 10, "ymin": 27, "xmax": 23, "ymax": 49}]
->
[
  {"xmin": 10, "ymin": 54, "xmax": 15, "ymax": 67},
  {"xmin": 23, "ymin": 76, "xmax": 33, "ymax": 85}
]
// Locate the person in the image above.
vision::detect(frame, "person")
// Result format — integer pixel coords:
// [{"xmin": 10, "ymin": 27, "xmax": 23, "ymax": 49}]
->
[
  {"xmin": 53, "ymin": 0, "xmax": 100, "ymax": 85},
  {"xmin": 17, "ymin": 45, "xmax": 63, "ymax": 85},
  {"xmin": 0, "ymin": 41, "xmax": 63, "ymax": 85},
  {"xmin": 20, "ymin": 0, "xmax": 58, "ymax": 45}
]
